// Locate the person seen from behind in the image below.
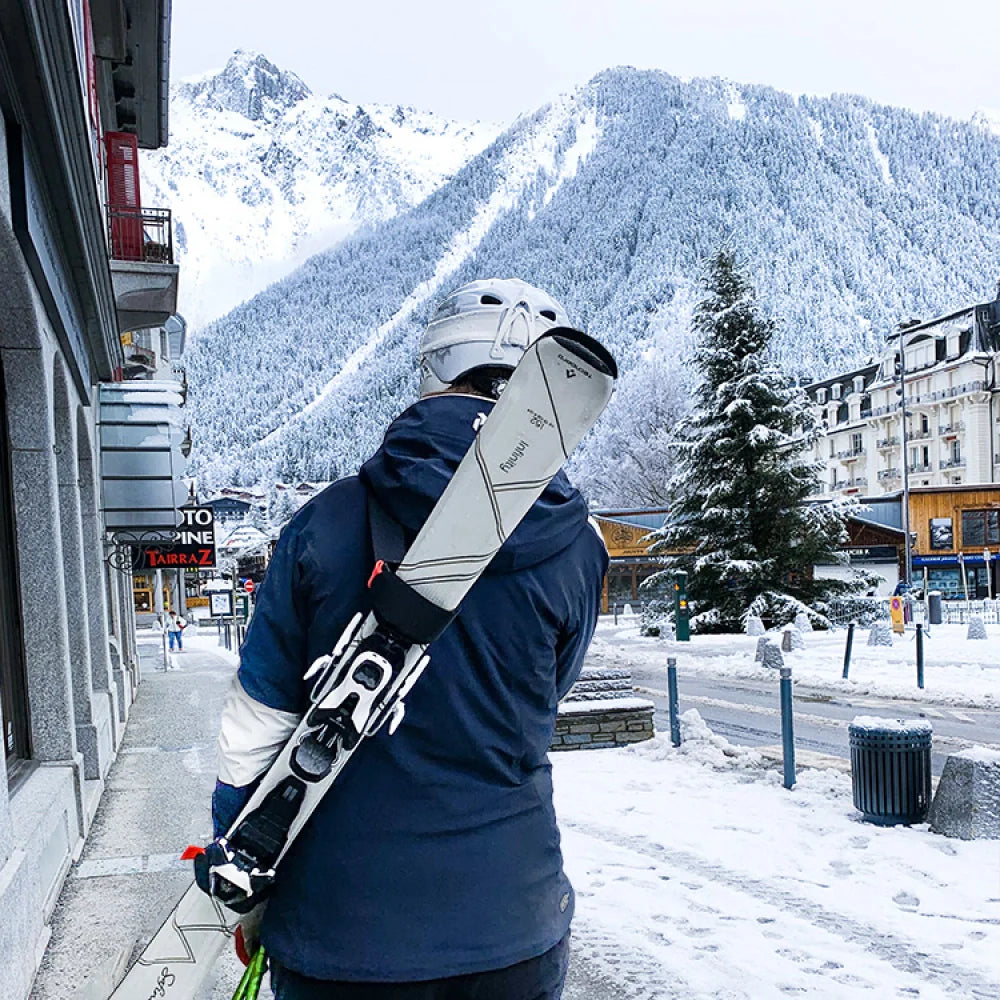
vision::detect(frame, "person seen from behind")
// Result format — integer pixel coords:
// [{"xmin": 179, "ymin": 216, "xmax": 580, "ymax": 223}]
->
[{"xmin": 204, "ymin": 278, "xmax": 609, "ymax": 999}]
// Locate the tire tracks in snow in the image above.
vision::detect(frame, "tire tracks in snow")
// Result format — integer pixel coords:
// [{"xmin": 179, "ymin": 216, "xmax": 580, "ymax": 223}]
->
[{"xmin": 566, "ymin": 820, "xmax": 1000, "ymax": 999}]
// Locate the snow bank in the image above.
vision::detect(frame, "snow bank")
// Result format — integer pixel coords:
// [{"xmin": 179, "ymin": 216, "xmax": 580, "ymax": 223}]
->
[{"xmin": 593, "ymin": 620, "xmax": 1000, "ymax": 709}]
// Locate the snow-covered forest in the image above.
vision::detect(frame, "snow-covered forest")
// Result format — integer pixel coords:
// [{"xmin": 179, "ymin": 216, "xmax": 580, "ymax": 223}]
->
[{"xmin": 182, "ymin": 66, "xmax": 1000, "ymax": 506}]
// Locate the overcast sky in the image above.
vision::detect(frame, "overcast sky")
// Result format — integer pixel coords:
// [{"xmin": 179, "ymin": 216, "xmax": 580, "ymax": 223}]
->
[{"xmin": 171, "ymin": 0, "xmax": 999, "ymax": 125}]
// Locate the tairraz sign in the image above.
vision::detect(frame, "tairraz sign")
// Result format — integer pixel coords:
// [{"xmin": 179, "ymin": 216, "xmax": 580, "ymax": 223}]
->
[{"xmin": 136, "ymin": 507, "xmax": 217, "ymax": 569}]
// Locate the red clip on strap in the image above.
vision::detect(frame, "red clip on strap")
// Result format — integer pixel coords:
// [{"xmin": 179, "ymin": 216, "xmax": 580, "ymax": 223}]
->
[
  {"xmin": 180, "ymin": 845, "xmax": 205, "ymax": 861},
  {"xmin": 367, "ymin": 559, "xmax": 386, "ymax": 589}
]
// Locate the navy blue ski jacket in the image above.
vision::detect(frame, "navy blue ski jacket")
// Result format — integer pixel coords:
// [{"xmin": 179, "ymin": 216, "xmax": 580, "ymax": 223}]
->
[{"xmin": 214, "ymin": 394, "xmax": 607, "ymax": 981}]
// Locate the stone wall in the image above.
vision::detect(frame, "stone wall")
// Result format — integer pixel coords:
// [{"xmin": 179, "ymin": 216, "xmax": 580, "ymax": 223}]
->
[{"xmin": 551, "ymin": 704, "xmax": 655, "ymax": 751}]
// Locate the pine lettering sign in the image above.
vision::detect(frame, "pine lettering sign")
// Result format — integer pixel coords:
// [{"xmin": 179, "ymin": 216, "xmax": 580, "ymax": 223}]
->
[{"xmin": 135, "ymin": 507, "xmax": 217, "ymax": 570}]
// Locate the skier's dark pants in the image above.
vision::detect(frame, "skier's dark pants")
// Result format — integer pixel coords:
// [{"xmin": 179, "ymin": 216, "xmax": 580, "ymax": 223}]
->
[{"xmin": 270, "ymin": 933, "xmax": 570, "ymax": 1000}]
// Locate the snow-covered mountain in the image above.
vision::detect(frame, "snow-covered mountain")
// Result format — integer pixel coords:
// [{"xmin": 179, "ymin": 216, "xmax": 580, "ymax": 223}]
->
[
  {"xmin": 185, "ymin": 68, "xmax": 1000, "ymax": 503},
  {"xmin": 141, "ymin": 51, "xmax": 500, "ymax": 327},
  {"xmin": 972, "ymin": 108, "xmax": 1000, "ymax": 135}
]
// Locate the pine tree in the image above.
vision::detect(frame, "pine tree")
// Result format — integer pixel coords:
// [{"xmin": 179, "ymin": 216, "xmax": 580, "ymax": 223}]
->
[{"xmin": 646, "ymin": 249, "xmax": 861, "ymax": 633}]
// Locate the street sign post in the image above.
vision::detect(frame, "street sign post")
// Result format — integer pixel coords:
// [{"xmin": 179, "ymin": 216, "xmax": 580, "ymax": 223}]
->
[
  {"xmin": 234, "ymin": 594, "xmax": 250, "ymax": 622},
  {"xmin": 889, "ymin": 595, "xmax": 905, "ymax": 634},
  {"xmin": 209, "ymin": 591, "xmax": 233, "ymax": 618}
]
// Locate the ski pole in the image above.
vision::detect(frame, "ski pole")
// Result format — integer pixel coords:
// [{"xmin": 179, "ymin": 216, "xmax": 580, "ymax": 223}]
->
[{"xmin": 231, "ymin": 947, "xmax": 267, "ymax": 1000}]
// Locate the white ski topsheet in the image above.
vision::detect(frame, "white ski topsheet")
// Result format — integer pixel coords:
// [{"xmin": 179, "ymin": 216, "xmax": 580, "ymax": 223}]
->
[
  {"xmin": 398, "ymin": 331, "xmax": 614, "ymax": 608},
  {"xmin": 108, "ymin": 882, "xmax": 237, "ymax": 999}
]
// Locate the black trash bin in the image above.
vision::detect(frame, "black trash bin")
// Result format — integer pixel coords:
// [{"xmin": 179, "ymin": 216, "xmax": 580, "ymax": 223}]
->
[
  {"xmin": 848, "ymin": 718, "xmax": 932, "ymax": 826},
  {"xmin": 927, "ymin": 590, "xmax": 943, "ymax": 625}
]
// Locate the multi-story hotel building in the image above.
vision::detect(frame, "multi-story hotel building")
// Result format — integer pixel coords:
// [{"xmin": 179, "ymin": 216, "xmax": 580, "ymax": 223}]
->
[
  {"xmin": 805, "ymin": 288, "xmax": 1000, "ymax": 600},
  {"xmin": 806, "ymin": 289, "xmax": 1000, "ymax": 497}
]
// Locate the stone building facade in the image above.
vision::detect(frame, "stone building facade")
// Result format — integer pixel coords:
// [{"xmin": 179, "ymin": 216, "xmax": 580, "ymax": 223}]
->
[{"xmin": 0, "ymin": 4, "xmax": 179, "ymax": 997}]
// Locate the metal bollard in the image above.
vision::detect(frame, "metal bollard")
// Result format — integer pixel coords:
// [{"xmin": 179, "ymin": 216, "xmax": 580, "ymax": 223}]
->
[
  {"xmin": 613, "ymin": 602, "xmax": 618, "ymax": 625},
  {"xmin": 667, "ymin": 656, "xmax": 681, "ymax": 747},
  {"xmin": 916, "ymin": 623, "xmax": 924, "ymax": 690},
  {"xmin": 842, "ymin": 622, "xmax": 855, "ymax": 680},
  {"xmin": 780, "ymin": 665, "xmax": 796, "ymax": 789}
]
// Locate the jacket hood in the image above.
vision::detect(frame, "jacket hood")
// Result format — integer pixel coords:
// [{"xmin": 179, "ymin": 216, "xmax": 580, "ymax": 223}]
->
[{"xmin": 359, "ymin": 395, "xmax": 590, "ymax": 573}]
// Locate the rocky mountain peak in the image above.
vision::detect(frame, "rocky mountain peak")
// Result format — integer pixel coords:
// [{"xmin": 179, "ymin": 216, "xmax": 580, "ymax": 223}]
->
[{"xmin": 177, "ymin": 49, "xmax": 311, "ymax": 121}]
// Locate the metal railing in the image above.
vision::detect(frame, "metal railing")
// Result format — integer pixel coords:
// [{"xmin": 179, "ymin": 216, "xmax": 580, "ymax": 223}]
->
[
  {"xmin": 870, "ymin": 381, "xmax": 988, "ymax": 417},
  {"xmin": 106, "ymin": 205, "xmax": 174, "ymax": 264},
  {"xmin": 836, "ymin": 447, "xmax": 866, "ymax": 460},
  {"xmin": 877, "ymin": 468, "xmax": 900, "ymax": 481},
  {"xmin": 939, "ymin": 421, "xmax": 965, "ymax": 436},
  {"xmin": 939, "ymin": 457, "xmax": 964, "ymax": 469},
  {"xmin": 876, "ymin": 436, "xmax": 900, "ymax": 449},
  {"xmin": 908, "ymin": 462, "xmax": 932, "ymax": 473},
  {"xmin": 940, "ymin": 599, "xmax": 1000, "ymax": 624}
]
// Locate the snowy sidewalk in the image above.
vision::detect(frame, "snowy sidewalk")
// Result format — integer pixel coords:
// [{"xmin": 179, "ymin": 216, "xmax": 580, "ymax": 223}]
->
[
  {"xmin": 28, "ymin": 630, "xmax": 625, "ymax": 1000},
  {"xmin": 553, "ymin": 713, "xmax": 1000, "ymax": 999},
  {"xmin": 30, "ymin": 631, "xmax": 250, "ymax": 999}
]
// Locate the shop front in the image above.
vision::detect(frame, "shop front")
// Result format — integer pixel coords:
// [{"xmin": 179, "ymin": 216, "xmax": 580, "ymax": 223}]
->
[
  {"xmin": 913, "ymin": 554, "xmax": 994, "ymax": 600},
  {"xmin": 592, "ymin": 510, "xmax": 668, "ymax": 612},
  {"xmin": 909, "ymin": 486, "xmax": 1000, "ymax": 599}
]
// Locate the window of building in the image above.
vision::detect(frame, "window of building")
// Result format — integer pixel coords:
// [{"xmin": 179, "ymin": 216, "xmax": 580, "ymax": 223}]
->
[
  {"xmin": 0, "ymin": 362, "xmax": 31, "ymax": 778},
  {"xmin": 853, "ymin": 376, "xmax": 865, "ymax": 394},
  {"xmin": 831, "ymin": 383, "xmax": 842, "ymax": 400},
  {"xmin": 850, "ymin": 432, "xmax": 862, "ymax": 453},
  {"xmin": 816, "ymin": 388, "xmax": 827, "ymax": 405},
  {"xmin": 829, "ymin": 439, "xmax": 835, "ymax": 458},
  {"xmin": 920, "ymin": 413, "xmax": 929, "ymax": 435},
  {"xmin": 961, "ymin": 509, "xmax": 1000, "ymax": 547},
  {"xmin": 951, "ymin": 439, "xmax": 961, "ymax": 463}
]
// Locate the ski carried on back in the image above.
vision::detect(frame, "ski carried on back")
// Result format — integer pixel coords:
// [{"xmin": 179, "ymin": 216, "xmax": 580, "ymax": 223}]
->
[{"xmin": 106, "ymin": 327, "xmax": 617, "ymax": 1000}]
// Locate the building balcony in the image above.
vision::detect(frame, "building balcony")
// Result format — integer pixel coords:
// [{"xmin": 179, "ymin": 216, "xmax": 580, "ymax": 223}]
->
[
  {"xmin": 939, "ymin": 421, "xmax": 965, "ymax": 437},
  {"xmin": 833, "ymin": 477, "xmax": 868, "ymax": 491},
  {"xmin": 836, "ymin": 447, "xmax": 866, "ymax": 461},
  {"xmin": 106, "ymin": 205, "xmax": 179, "ymax": 332},
  {"xmin": 939, "ymin": 457, "xmax": 965, "ymax": 470},
  {"xmin": 869, "ymin": 380, "xmax": 988, "ymax": 417},
  {"xmin": 908, "ymin": 461, "xmax": 933, "ymax": 473},
  {"xmin": 877, "ymin": 468, "xmax": 900, "ymax": 481},
  {"xmin": 909, "ymin": 428, "xmax": 933, "ymax": 441},
  {"xmin": 876, "ymin": 436, "xmax": 900, "ymax": 449}
]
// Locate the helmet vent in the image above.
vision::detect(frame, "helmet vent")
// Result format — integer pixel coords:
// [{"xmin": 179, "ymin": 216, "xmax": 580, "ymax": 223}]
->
[
  {"xmin": 540, "ymin": 309, "xmax": 557, "ymax": 321},
  {"xmin": 480, "ymin": 294, "xmax": 503, "ymax": 305}
]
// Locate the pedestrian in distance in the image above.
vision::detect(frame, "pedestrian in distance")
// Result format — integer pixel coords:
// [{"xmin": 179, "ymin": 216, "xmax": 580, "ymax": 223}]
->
[
  {"xmin": 205, "ymin": 279, "xmax": 609, "ymax": 1000},
  {"xmin": 166, "ymin": 609, "xmax": 187, "ymax": 651}
]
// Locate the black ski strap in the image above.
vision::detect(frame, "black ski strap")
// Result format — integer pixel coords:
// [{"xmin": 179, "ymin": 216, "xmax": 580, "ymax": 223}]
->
[
  {"xmin": 365, "ymin": 489, "xmax": 456, "ymax": 646},
  {"xmin": 366, "ymin": 490, "xmax": 408, "ymax": 567}
]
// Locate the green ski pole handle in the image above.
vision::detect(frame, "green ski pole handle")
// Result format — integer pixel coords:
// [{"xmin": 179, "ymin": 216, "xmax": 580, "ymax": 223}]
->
[{"xmin": 231, "ymin": 947, "xmax": 267, "ymax": 1000}]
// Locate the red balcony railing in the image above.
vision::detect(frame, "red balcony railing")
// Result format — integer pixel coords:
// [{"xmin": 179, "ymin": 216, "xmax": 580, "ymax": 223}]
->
[{"xmin": 106, "ymin": 205, "xmax": 174, "ymax": 264}]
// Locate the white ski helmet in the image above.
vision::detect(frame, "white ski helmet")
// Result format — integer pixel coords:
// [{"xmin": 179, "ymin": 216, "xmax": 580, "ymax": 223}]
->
[{"xmin": 418, "ymin": 278, "xmax": 570, "ymax": 397}]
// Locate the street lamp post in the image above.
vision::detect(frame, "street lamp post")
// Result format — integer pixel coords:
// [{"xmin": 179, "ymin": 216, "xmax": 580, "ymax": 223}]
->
[{"xmin": 898, "ymin": 334, "xmax": 913, "ymax": 588}]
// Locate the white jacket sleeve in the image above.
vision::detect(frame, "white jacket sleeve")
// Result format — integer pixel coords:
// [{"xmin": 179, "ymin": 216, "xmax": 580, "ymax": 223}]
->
[{"xmin": 217, "ymin": 675, "xmax": 302, "ymax": 786}]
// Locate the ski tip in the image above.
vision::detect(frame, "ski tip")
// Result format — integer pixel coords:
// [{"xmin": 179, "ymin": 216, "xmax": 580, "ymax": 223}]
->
[
  {"xmin": 540, "ymin": 327, "xmax": 618, "ymax": 380},
  {"xmin": 180, "ymin": 845, "xmax": 205, "ymax": 861}
]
